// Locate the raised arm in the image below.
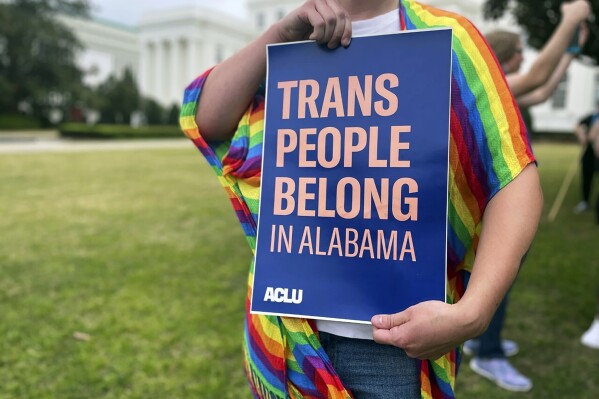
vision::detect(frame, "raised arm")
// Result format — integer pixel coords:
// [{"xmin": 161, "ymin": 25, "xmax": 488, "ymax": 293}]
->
[
  {"xmin": 372, "ymin": 165, "xmax": 543, "ymax": 359},
  {"xmin": 195, "ymin": 0, "xmax": 352, "ymax": 142},
  {"xmin": 516, "ymin": 22, "xmax": 588, "ymax": 107},
  {"xmin": 516, "ymin": 54, "xmax": 574, "ymax": 107},
  {"xmin": 506, "ymin": 0, "xmax": 590, "ymax": 98}
]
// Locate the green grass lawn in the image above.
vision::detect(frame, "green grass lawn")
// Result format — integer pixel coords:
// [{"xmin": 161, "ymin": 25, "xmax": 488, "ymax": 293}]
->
[{"xmin": 1, "ymin": 142, "xmax": 598, "ymax": 398}]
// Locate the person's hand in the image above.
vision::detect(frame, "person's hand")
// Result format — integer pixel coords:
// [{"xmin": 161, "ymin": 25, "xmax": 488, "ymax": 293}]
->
[
  {"xmin": 561, "ymin": 0, "xmax": 591, "ymax": 24},
  {"xmin": 274, "ymin": 0, "xmax": 352, "ymax": 48},
  {"xmin": 371, "ymin": 300, "xmax": 485, "ymax": 360}
]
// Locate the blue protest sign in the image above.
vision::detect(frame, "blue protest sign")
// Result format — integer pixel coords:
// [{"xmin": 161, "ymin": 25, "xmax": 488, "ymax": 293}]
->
[{"xmin": 251, "ymin": 28, "xmax": 452, "ymax": 323}]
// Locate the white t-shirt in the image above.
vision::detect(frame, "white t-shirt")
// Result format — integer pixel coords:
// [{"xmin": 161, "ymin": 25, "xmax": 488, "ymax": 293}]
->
[
  {"xmin": 351, "ymin": 7, "xmax": 401, "ymax": 37},
  {"xmin": 315, "ymin": 7, "xmax": 401, "ymax": 340}
]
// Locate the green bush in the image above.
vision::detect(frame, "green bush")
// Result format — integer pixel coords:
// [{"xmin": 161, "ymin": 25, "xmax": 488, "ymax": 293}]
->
[
  {"xmin": 59, "ymin": 123, "xmax": 182, "ymax": 139},
  {"xmin": 0, "ymin": 114, "xmax": 42, "ymax": 130}
]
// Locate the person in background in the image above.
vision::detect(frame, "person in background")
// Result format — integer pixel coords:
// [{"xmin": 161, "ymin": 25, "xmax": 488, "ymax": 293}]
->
[
  {"xmin": 591, "ymin": 118, "xmax": 599, "ymax": 205},
  {"xmin": 573, "ymin": 107, "xmax": 599, "ymax": 213},
  {"xmin": 463, "ymin": 3, "xmax": 590, "ymax": 392},
  {"xmin": 580, "ymin": 111, "xmax": 599, "ymax": 349},
  {"xmin": 581, "ymin": 290, "xmax": 599, "ymax": 349}
]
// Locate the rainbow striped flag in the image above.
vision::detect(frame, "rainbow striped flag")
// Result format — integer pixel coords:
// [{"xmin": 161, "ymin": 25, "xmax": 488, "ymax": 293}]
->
[{"xmin": 180, "ymin": 1, "xmax": 534, "ymax": 397}]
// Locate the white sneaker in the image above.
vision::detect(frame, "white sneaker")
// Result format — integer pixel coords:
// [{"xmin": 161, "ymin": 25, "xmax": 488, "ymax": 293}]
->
[
  {"xmin": 581, "ymin": 318, "xmax": 599, "ymax": 349},
  {"xmin": 470, "ymin": 358, "xmax": 533, "ymax": 392},
  {"xmin": 574, "ymin": 201, "xmax": 589, "ymax": 213}
]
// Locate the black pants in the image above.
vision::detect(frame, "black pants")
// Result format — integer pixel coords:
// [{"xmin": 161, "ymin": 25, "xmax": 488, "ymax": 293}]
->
[
  {"xmin": 581, "ymin": 144, "xmax": 595, "ymax": 203},
  {"xmin": 580, "ymin": 145, "xmax": 599, "ymax": 225}
]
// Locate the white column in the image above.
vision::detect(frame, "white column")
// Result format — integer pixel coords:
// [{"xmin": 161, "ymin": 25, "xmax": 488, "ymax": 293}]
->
[
  {"xmin": 163, "ymin": 41, "xmax": 172, "ymax": 106},
  {"xmin": 187, "ymin": 38, "xmax": 199, "ymax": 82},
  {"xmin": 170, "ymin": 38, "xmax": 182, "ymax": 105},
  {"xmin": 179, "ymin": 39, "xmax": 188, "ymax": 84},
  {"xmin": 200, "ymin": 30, "xmax": 214, "ymax": 69},
  {"xmin": 163, "ymin": 40, "xmax": 172, "ymax": 106},
  {"xmin": 154, "ymin": 40, "xmax": 165, "ymax": 102},
  {"xmin": 140, "ymin": 41, "xmax": 152, "ymax": 99}
]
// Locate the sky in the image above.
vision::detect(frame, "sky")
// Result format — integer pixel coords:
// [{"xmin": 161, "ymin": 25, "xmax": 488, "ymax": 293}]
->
[{"xmin": 90, "ymin": 0, "xmax": 247, "ymax": 26}]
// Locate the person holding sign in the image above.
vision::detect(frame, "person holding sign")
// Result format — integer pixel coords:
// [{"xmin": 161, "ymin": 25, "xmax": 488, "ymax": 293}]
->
[{"xmin": 180, "ymin": 0, "xmax": 547, "ymax": 398}]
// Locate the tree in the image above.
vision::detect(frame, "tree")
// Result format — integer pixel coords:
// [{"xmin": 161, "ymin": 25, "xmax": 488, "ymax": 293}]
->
[
  {"xmin": 142, "ymin": 98, "xmax": 166, "ymax": 125},
  {"xmin": 0, "ymin": 0, "xmax": 89, "ymax": 120},
  {"xmin": 96, "ymin": 68, "xmax": 140, "ymax": 124},
  {"xmin": 166, "ymin": 104, "xmax": 181, "ymax": 126},
  {"xmin": 484, "ymin": 0, "xmax": 599, "ymax": 64}
]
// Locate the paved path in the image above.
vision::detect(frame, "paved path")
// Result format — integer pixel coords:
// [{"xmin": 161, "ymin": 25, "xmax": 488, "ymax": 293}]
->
[{"xmin": 0, "ymin": 138, "xmax": 193, "ymax": 154}]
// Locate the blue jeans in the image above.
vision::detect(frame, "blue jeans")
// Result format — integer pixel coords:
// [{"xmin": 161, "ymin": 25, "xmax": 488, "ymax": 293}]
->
[{"xmin": 319, "ymin": 332, "xmax": 420, "ymax": 399}]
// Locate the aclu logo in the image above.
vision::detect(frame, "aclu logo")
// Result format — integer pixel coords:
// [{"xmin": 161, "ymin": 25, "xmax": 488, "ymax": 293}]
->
[{"xmin": 263, "ymin": 287, "xmax": 303, "ymax": 304}]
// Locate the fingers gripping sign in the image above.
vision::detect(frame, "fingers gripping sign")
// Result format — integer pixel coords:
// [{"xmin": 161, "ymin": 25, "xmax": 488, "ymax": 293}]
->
[
  {"xmin": 314, "ymin": 0, "xmax": 352, "ymax": 48},
  {"xmin": 371, "ymin": 311, "xmax": 411, "ymax": 346},
  {"xmin": 372, "ymin": 301, "xmax": 480, "ymax": 360},
  {"xmin": 279, "ymin": 0, "xmax": 352, "ymax": 48}
]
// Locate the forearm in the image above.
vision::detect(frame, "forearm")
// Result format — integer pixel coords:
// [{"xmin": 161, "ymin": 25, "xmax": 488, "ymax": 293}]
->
[
  {"xmin": 508, "ymin": 0, "xmax": 589, "ymax": 98},
  {"xmin": 195, "ymin": 25, "xmax": 284, "ymax": 141},
  {"xmin": 525, "ymin": 19, "xmax": 578, "ymax": 89},
  {"xmin": 195, "ymin": 1, "xmax": 353, "ymax": 142},
  {"xmin": 372, "ymin": 164, "xmax": 543, "ymax": 359},
  {"xmin": 516, "ymin": 54, "xmax": 574, "ymax": 107},
  {"xmin": 457, "ymin": 164, "xmax": 543, "ymax": 331}
]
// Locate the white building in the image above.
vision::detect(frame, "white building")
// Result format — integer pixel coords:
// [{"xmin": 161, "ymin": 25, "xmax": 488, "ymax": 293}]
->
[
  {"xmin": 58, "ymin": 15, "xmax": 139, "ymax": 87},
  {"xmin": 64, "ymin": 0, "xmax": 598, "ymax": 130},
  {"xmin": 247, "ymin": 0, "xmax": 303, "ymax": 32},
  {"xmin": 138, "ymin": 7, "xmax": 255, "ymax": 106}
]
